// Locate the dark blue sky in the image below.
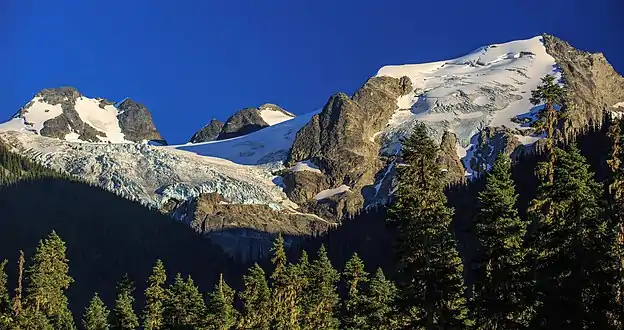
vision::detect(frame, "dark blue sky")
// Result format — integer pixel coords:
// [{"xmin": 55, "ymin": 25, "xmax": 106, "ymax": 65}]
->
[{"xmin": 2, "ymin": 0, "xmax": 623, "ymax": 143}]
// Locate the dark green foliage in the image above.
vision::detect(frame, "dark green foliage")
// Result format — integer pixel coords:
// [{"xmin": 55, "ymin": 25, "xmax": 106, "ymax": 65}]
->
[
  {"xmin": 472, "ymin": 154, "xmax": 530, "ymax": 329},
  {"xmin": 269, "ymin": 234, "xmax": 300, "ymax": 330},
  {"xmin": 206, "ymin": 274, "xmax": 237, "ymax": 330},
  {"xmin": 82, "ymin": 293, "xmax": 110, "ymax": 330},
  {"xmin": 388, "ymin": 123, "xmax": 470, "ymax": 328},
  {"xmin": 112, "ymin": 274, "xmax": 139, "ymax": 330},
  {"xmin": 530, "ymin": 145, "xmax": 620, "ymax": 328},
  {"xmin": 340, "ymin": 253, "xmax": 368, "ymax": 330},
  {"xmin": 24, "ymin": 231, "xmax": 75, "ymax": 329},
  {"xmin": 163, "ymin": 274, "xmax": 206, "ymax": 329},
  {"xmin": 143, "ymin": 260, "xmax": 167, "ymax": 330},
  {"xmin": 238, "ymin": 263, "xmax": 271, "ymax": 330},
  {"xmin": 530, "ymin": 74, "xmax": 566, "ymax": 184},
  {"xmin": 363, "ymin": 268, "xmax": 399, "ymax": 330},
  {"xmin": 0, "ymin": 260, "xmax": 10, "ymax": 328},
  {"xmin": 300, "ymin": 245, "xmax": 339, "ymax": 329}
]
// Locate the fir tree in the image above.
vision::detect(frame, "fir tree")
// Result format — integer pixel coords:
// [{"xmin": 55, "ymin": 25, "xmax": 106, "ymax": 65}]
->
[
  {"xmin": 340, "ymin": 253, "xmax": 368, "ymax": 330},
  {"xmin": 143, "ymin": 259, "xmax": 167, "ymax": 330},
  {"xmin": 24, "ymin": 231, "xmax": 75, "ymax": 330},
  {"xmin": 363, "ymin": 268, "xmax": 399, "ymax": 330},
  {"xmin": 112, "ymin": 274, "xmax": 139, "ymax": 330},
  {"xmin": 163, "ymin": 273, "xmax": 206, "ymax": 329},
  {"xmin": 472, "ymin": 154, "xmax": 531, "ymax": 329},
  {"xmin": 238, "ymin": 263, "xmax": 271, "ymax": 330},
  {"xmin": 0, "ymin": 259, "xmax": 10, "ymax": 328},
  {"xmin": 206, "ymin": 274, "xmax": 237, "ymax": 330},
  {"xmin": 387, "ymin": 123, "xmax": 470, "ymax": 329},
  {"xmin": 82, "ymin": 293, "xmax": 110, "ymax": 330},
  {"xmin": 530, "ymin": 145, "xmax": 620, "ymax": 328},
  {"xmin": 529, "ymin": 74, "xmax": 565, "ymax": 184},
  {"xmin": 608, "ymin": 116, "xmax": 624, "ymax": 321},
  {"xmin": 293, "ymin": 251, "xmax": 311, "ymax": 330},
  {"xmin": 300, "ymin": 245, "xmax": 339, "ymax": 330},
  {"xmin": 269, "ymin": 234, "xmax": 300, "ymax": 330}
]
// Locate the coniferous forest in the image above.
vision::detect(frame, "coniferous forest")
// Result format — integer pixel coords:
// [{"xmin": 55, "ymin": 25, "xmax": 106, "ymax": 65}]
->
[{"xmin": 1, "ymin": 77, "xmax": 624, "ymax": 329}]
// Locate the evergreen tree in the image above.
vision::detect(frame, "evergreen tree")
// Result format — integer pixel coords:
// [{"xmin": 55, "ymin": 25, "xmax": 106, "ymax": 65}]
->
[
  {"xmin": 529, "ymin": 74, "xmax": 566, "ymax": 184},
  {"xmin": 143, "ymin": 259, "xmax": 167, "ymax": 330},
  {"xmin": 530, "ymin": 145, "xmax": 620, "ymax": 328},
  {"xmin": 82, "ymin": 293, "xmax": 110, "ymax": 330},
  {"xmin": 112, "ymin": 274, "xmax": 139, "ymax": 330},
  {"xmin": 24, "ymin": 231, "xmax": 75, "ymax": 330},
  {"xmin": 269, "ymin": 234, "xmax": 300, "ymax": 330},
  {"xmin": 608, "ymin": 116, "xmax": 624, "ymax": 321},
  {"xmin": 206, "ymin": 274, "xmax": 237, "ymax": 330},
  {"xmin": 0, "ymin": 260, "xmax": 10, "ymax": 329},
  {"xmin": 340, "ymin": 253, "xmax": 368, "ymax": 330},
  {"xmin": 387, "ymin": 123, "xmax": 470, "ymax": 329},
  {"xmin": 471, "ymin": 154, "xmax": 531, "ymax": 329},
  {"xmin": 163, "ymin": 273, "xmax": 206, "ymax": 329},
  {"xmin": 363, "ymin": 268, "xmax": 399, "ymax": 330},
  {"xmin": 238, "ymin": 263, "xmax": 271, "ymax": 330},
  {"xmin": 300, "ymin": 245, "xmax": 339, "ymax": 330},
  {"xmin": 293, "ymin": 251, "xmax": 311, "ymax": 330}
]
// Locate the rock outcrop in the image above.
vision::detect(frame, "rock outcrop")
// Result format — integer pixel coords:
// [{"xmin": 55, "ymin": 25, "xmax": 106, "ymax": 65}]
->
[
  {"xmin": 543, "ymin": 34, "xmax": 624, "ymax": 134},
  {"xmin": 170, "ymin": 193, "xmax": 335, "ymax": 261},
  {"xmin": 469, "ymin": 127, "xmax": 524, "ymax": 174},
  {"xmin": 437, "ymin": 131, "xmax": 466, "ymax": 184},
  {"xmin": 117, "ymin": 99, "xmax": 165, "ymax": 143},
  {"xmin": 285, "ymin": 75, "xmax": 412, "ymax": 217},
  {"xmin": 189, "ymin": 119, "xmax": 224, "ymax": 143}
]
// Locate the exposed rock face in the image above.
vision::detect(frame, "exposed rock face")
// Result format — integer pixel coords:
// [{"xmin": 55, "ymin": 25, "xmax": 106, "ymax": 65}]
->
[
  {"xmin": 437, "ymin": 131, "xmax": 466, "ymax": 184},
  {"xmin": 117, "ymin": 99, "xmax": 165, "ymax": 143},
  {"xmin": 34, "ymin": 87, "xmax": 106, "ymax": 142},
  {"xmin": 280, "ymin": 170, "xmax": 328, "ymax": 204},
  {"xmin": 217, "ymin": 108, "xmax": 268, "ymax": 140},
  {"xmin": 469, "ymin": 127, "xmax": 524, "ymax": 174},
  {"xmin": 189, "ymin": 119, "xmax": 224, "ymax": 143},
  {"xmin": 543, "ymin": 34, "xmax": 624, "ymax": 133},
  {"xmin": 286, "ymin": 75, "xmax": 412, "ymax": 217},
  {"xmin": 172, "ymin": 193, "xmax": 335, "ymax": 261}
]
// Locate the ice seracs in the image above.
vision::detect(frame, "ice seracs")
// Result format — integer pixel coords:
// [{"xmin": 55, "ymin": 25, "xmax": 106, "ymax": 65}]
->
[{"xmin": 376, "ymin": 36, "xmax": 559, "ymax": 161}]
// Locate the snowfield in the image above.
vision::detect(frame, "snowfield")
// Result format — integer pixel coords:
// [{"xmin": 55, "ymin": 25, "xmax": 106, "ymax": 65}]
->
[
  {"xmin": 0, "ymin": 130, "xmax": 298, "ymax": 217},
  {"xmin": 170, "ymin": 110, "xmax": 318, "ymax": 165},
  {"xmin": 376, "ymin": 36, "xmax": 558, "ymax": 160}
]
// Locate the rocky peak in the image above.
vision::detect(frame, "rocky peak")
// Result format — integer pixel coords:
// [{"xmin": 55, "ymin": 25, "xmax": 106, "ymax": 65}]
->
[
  {"xmin": 436, "ymin": 131, "xmax": 466, "ymax": 184},
  {"xmin": 215, "ymin": 103, "xmax": 292, "ymax": 141},
  {"xmin": 284, "ymin": 75, "xmax": 412, "ymax": 218},
  {"xmin": 217, "ymin": 108, "xmax": 268, "ymax": 140},
  {"xmin": 542, "ymin": 34, "xmax": 624, "ymax": 134},
  {"xmin": 189, "ymin": 118, "xmax": 224, "ymax": 143},
  {"xmin": 117, "ymin": 99, "xmax": 165, "ymax": 143}
]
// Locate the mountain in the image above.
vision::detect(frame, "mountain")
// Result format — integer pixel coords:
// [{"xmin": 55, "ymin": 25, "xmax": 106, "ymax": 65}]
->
[
  {"xmin": 0, "ymin": 34, "xmax": 622, "ymax": 260},
  {"xmin": 0, "ymin": 87, "xmax": 165, "ymax": 144},
  {"xmin": 188, "ymin": 103, "xmax": 294, "ymax": 143},
  {"xmin": 189, "ymin": 118, "xmax": 224, "ymax": 143}
]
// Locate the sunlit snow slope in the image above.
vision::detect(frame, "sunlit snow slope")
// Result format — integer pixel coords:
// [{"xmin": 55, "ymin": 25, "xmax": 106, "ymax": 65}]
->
[
  {"xmin": 0, "ymin": 95, "xmax": 132, "ymax": 143},
  {"xmin": 376, "ymin": 36, "xmax": 559, "ymax": 156}
]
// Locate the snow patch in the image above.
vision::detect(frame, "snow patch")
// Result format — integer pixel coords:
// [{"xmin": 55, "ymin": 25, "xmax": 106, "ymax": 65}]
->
[
  {"xmin": 515, "ymin": 134, "xmax": 540, "ymax": 145},
  {"xmin": 613, "ymin": 101, "xmax": 624, "ymax": 109},
  {"xmin": 290, "ymin": 160, "xmax": 321, "ymax": 173},
  {"xmin": 18, "ymin": 97, "xmax": 63, "ymax": 133},
  {"xmin": 73, "ymin": 97, "xmax": 128, "ymax": 143},
  {"xmin": 259, "ymin": 107, "xmax": 295, "ymax": 126},
  {"xmin": 314, "ymin": 185, "xmax": 351, "ymax": 200}
]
